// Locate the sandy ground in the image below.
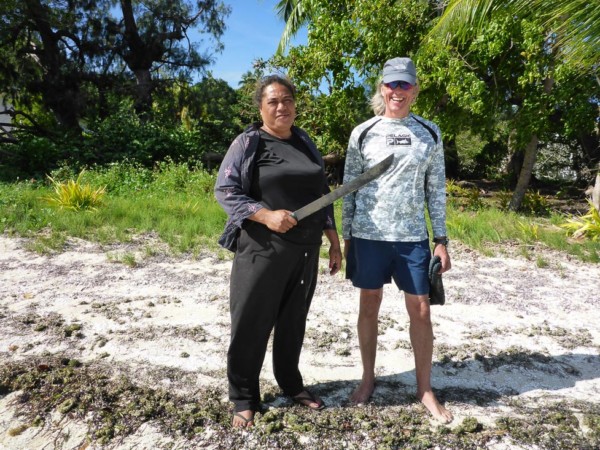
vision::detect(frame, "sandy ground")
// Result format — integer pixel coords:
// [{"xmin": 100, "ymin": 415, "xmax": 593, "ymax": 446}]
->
[{"xmin": 0, "ymin": 234, "xmax": 599, "ymax": 449}]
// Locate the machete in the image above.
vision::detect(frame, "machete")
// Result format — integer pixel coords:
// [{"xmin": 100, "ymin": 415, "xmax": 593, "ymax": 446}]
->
[{"xmin": 290, "ymin": 154, "xmax": 394, "ymax": 221}]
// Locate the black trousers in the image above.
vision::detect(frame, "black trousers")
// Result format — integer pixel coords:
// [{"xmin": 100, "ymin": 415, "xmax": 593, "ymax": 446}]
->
[{"xmin": 228, "ymin": 224, "xmax": 320, "ymax": 412}]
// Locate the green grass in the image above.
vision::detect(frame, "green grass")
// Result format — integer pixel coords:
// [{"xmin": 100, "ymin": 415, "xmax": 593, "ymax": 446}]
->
[
  {"xmin": 445, "ymin": 205, "xmax": 600, "ymax": 262},
  {"xmin": 0, "ymin": 163, "xmax": 227, "ymax": 255},
  {"xmin": 1, "ymin": 164, "xmax": 599, "ymax": 263}
]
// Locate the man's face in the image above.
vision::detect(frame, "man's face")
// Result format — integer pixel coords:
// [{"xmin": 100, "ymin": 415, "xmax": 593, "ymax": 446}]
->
[{"xmin": 382, "ymin": 81, "xmax": 417, "ymax": 119}]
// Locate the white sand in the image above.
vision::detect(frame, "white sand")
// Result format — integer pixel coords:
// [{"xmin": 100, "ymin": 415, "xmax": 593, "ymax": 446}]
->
[{"xmin": 0, "ymin": 235, "xmax": 599, "ymax": 449}]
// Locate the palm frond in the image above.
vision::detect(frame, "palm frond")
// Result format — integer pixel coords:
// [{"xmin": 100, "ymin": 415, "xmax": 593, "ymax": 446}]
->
[
  {"xmin": 275, "ymin": 0, "xmax": 296, "ymax": 21},
  {"xmin": 426, "ymin": 0, "xmax": 600, "ymax": 70},
  {"xmin": 427, "ymin": 0, "xmax": 498, "ymax": 43},
  {"xmin": 275, "ymin": 0, "xmax": 311, "ymax": 55},
  {"xmin": 537, "ymin": 0, "xmax": 600, "ymax": 67}
]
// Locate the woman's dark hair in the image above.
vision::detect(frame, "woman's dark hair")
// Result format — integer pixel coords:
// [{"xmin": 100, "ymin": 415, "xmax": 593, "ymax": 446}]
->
[{"xmin": 253, "ymin": 75, "xmax": 296, "ymax": 107}]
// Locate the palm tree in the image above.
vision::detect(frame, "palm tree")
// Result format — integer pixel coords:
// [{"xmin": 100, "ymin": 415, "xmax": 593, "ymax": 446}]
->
[
  {"xmin": 427, "ymin": 0, "xmax": 599, "ymax": 70},
  {"xmin": 274, "ymin": 0, "xmax": 312, "ymax": 55},
  {"xmin": 426, "ymin": 0, "xmax": 599, "ymax": 211}
]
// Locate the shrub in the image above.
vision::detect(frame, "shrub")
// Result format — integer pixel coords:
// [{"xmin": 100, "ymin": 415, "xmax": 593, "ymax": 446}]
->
[
  {"xmin": 498, "ymin": 190, "xmax": 550, "ymax": 216},
  {"xmin": 153, "ymin": 159, "xmax": 217, "ymax": 196},
  {"xmin": 44, "ymin": 170, "xmax": 106, "ymax": 211},
  {"xmin": 446, "ymin": 180, "xmax": 485, "ymax": 210},
  {"xmin": 560, "ymin": 200, "xmax": 600, "ymax": 241},
  {"xmin": 83, "ymin": 160, "xmax": 153, "ymax": 195},
  {"xmin": 0, "ymin": 135, "xmax": 73, "ymax": 181}
]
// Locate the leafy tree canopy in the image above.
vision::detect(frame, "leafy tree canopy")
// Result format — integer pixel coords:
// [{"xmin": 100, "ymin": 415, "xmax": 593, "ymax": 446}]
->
[
  {"xmin": 0, "ymin": 0, "xmax": 231, "ymax": 132},
  {"xmin": 274, "ymin": 0, "xmax": 599, "ymax": 209}
]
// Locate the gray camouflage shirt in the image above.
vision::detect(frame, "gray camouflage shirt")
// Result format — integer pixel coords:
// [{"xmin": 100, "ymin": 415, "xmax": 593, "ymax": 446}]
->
[{"xmin": 342, "ymin": 113, "xmax": 447, "ymax": 242}]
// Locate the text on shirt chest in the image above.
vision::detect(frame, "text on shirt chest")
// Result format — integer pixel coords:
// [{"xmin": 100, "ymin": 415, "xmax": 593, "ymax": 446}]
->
[{"xmin": 386, "ymin": 134, "xmax": 412, "ymax": 146}]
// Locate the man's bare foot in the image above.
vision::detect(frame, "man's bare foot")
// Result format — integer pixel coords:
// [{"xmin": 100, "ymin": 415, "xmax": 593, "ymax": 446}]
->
[
  {"xmin": 419, "ymin": 390, "xmax": 453, "ymax": 424},
  {"xmin": 349, "ymin": 379, "xmax": 375, "ymax": 404},
  {"xmin": 232, "ymin": 410, "xmax": 254, "ymax": 428}
]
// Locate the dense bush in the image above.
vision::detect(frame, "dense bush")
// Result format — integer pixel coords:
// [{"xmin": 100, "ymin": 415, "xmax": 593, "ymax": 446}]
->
[
  {"xmin": 0, "ymin": 107, "xmax": 233, "ymax": 182},
  {"xmin": 0, "ymin": 135, "xmax": 76, "ymax": 181}
]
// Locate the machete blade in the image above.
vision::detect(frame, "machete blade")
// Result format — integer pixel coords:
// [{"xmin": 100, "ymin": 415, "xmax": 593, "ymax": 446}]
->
[{"xmin": 290, "ymin": 154, "xmax": 394, "ymax": 221}]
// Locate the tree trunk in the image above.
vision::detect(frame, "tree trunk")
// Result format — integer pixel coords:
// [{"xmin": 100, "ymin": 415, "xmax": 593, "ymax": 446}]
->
[
  {"xmin": 509, "ymin": 134, "xmax": 539, "ymax": 211},
  {"xmin": 508, "ymin": 75, "xmax": 554, "ymax": 211},
  {"xmin": 505, "ymin": 129, "xmax": 522, "ymax": 187},
  {"xmin": 25, "ymin": 0, "xmax": 82, "ymax": 131},
  {"xmin": 592, "ymin": 165, "xmax": 600, "ymax": 212},
  {"xmin": 120, "ymin": 0, "xmax": 155, "ymax": 115},
  {"xmin": 133, "ymin": 69, "xmax": 153, "ymax": 114}
]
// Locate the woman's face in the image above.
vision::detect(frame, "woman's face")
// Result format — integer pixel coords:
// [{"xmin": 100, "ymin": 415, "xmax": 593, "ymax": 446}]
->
[
  {"xmin": 382, "ymin": 81, "xmax": 418, "ymax": 119},
  {"xmin": 259, "ymin": 82, "xmax": 296, "ymax": 138}
]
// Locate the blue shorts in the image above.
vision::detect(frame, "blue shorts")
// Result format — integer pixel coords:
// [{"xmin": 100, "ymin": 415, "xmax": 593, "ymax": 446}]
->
[{"xmin": 346, "ymin": 237, "xmax": 431, "ymax": 295}]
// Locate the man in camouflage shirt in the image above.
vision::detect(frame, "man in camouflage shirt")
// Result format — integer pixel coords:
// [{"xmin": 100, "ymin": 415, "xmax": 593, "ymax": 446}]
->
[{"xmin": 342, "ymin": 57, "xmax": 453, "ymax": 423}]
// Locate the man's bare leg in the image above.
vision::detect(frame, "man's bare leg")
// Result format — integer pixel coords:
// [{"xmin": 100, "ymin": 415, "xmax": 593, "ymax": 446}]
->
[
  {"xmin": 350, "ymin": 288, "xmax": 383, "ymax": 404},
  {"xmin": 405, "ymin": 293, "xmax": 453, "ymax": 423}
]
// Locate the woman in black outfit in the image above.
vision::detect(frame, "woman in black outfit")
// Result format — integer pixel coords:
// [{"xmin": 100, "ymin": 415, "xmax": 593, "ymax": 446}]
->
[{"xmin": 214, "ymin": 75, "xmax": 342, "ymax": 428}]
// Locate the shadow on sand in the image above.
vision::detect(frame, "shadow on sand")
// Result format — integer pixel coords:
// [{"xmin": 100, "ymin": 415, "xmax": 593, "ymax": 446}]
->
[{"xmin": 303, "ymin": 351, "xmax": 600, "ymax": 407}]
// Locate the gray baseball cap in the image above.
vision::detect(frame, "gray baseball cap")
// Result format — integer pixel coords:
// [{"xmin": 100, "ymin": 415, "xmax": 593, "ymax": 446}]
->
[{"xmin": 382, "ymin": 57, "xmax": 417, "ymax": 85}]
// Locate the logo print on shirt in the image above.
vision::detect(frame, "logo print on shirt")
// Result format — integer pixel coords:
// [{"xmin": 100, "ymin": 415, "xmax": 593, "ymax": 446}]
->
[{"xmin": 386, "ymin": 134, "xmax": 412, "ymax": 146}]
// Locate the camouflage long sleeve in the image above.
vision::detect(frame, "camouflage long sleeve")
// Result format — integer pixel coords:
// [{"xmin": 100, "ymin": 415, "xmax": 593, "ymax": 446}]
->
[{"xmin": 342, "ymin": 114, "xmax": 446, "ymax": 242}]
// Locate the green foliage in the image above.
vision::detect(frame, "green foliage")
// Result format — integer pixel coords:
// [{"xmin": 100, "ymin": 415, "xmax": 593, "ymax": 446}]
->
[
  {"xmin": 0, "ymin": 0, "xmax": 231, "ymax": 132},
  {"xmin": 497, "ymin": 189, "xmax": 550, "ymax": 215},
  {"xmin": 3, "ymin": 163, "xmax": 600, "ymax": 261},
  {"xmin": 275, "ymin": 0, "xmax": 436, "ymax": 156},
  {"xmin": 446, "ymin": 180, "xmax": 485, "ymax": 211},
  {"xmin": 416, "ymin": 2, "xmax": 599, "ymax": 206},
  {"xmin": 79, "ymin": 160, "xmax": 154, "ymax": 195},
  {"xmin": 560, "ymin": 201, "xmax": 600, "ymax": 241},
  {"xmin": 44, "ymin": 171, "xmax": 106, "ymax": 212},
  {"xmin": 517, "ymin": 221, "xmax": 540, "ymax": 242},
  {"xmin": 455, "ymin": 132, "xmax": 509, "ymax": 179},
  {"xmin": 444, "ymin": 201, "xmax": 600, "ymax": 262},
  {"xmin": 429, "ymin": 0, "xmax": 600, "ymax": 70},
  {"xmin": 0, "ymin": 135, "xmax": 77, "ymax": 181},
  {"xmin": 153, "ymin": 76, "xmax": 243, "ymax": 146},
  {"xmin": 0, "ymin": 162, "xmax": 225, "ymax": 254},
  {"xmin": 107, "ymin": 252, "xmax": 138, "ymax": 268},
  {"xmin": 294, "ymin": 85, "xmax": 370, "ymax": 156},
  {"xmin": 0, "ymin": 96, "xmax": 235, "ymax": 182},
  {"xmin": 151, "ymin": 159, "xmax": 217, "ymax": 196},
  {"xmin": 0, "ymin": 181, "xmax": 49, "ymax": 234},
  {"xmin": 83, "ymin": 103, "xmax": 207, "ymax": 166},
  {"xmin": 80, "ymin": 159, "xmax": 217, "ymax": 197},
  {"xmin": 0, "ymin": 3, "xmax": 238, "ymax": 185},
  {"xmin": 520, "ymin": 190, "xmax": 551, "ymax": 216}
]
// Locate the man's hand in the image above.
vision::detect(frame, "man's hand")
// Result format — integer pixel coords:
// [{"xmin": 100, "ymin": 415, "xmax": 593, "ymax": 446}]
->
[{"xmin": 433, "ymin": 244, "xmax": 451, "ymax": 273}]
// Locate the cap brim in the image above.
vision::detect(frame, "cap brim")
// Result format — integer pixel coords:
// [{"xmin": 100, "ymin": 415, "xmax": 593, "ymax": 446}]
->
[{"xmin": 382, "ymin": 74, "xmax": 417, "ymax": 85}]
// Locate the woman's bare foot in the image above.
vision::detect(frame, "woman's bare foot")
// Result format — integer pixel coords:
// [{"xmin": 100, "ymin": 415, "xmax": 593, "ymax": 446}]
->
[
  {"xmin": 419, "ymin": 390, "xmax": 453, "ymax": 423},
  {"xmin": 292, "ymin": 390, "xmax": 325, "ymax": 410},
  {"xmin": 232, "ymin": 409, "xmax": 254, "ymax": 428},
  {"xmin": 349, "ymin": 379, "xmax": 375, "ymax": 404}
]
